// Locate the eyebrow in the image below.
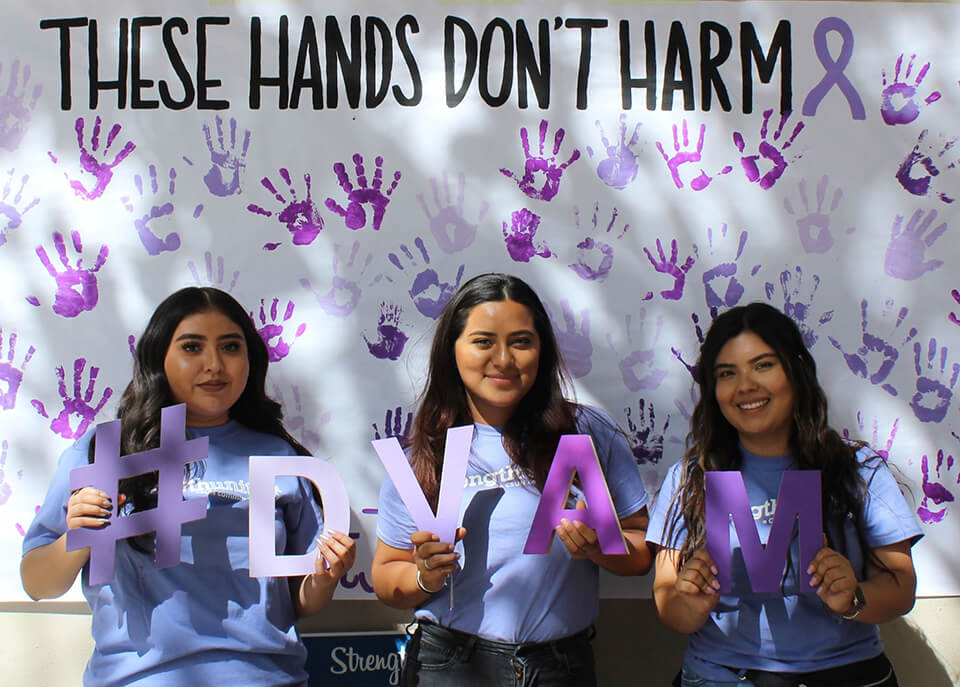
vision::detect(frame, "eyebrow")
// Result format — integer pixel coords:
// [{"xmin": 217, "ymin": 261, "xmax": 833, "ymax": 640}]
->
[
  {"xmin": 174, "ymin": 332, "xmax": 245, "ymax": 342},
  {"xmin": 714, "ymin": 352, "xmax": 777, "ymax": 370},
  {"xmin": 466, "ymin": 329, "xmax": 537, "ymax": 337}
]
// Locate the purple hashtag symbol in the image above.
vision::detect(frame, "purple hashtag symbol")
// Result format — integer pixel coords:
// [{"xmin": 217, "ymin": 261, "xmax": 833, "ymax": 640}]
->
[{"xmin": 65, "ymin": 404, "xmax": 208, "ymax": 585}]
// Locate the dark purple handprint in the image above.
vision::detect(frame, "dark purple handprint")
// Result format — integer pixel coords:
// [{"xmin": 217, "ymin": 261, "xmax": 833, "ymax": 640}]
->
[
  {"xmin": 784, "ymin": 176, "xmax": 855, "ymax": 254},
  {"xmin": 0, "ymin": 329, "xmax": 35, "ymax": 410},
  {"xmin": 895, "ymin": 129, "xmax": 959, "ymax": 203},
  {"xmin": 909, "ymin": 338, "xmax": 959, "ymax": 423},
  {"xmin": 545, "ymin": 300, "xmax": 592, "ymax": 379},
  {"xmin": 122, "ymin": 165, "xmax": 203, "ymax": 255},
  {"xmin": 248, "ymin": 169, "xmax": 323, "ymax": 246},
  {"xmin": 699, "ymin": 224, "xmax": 757, "ymax": 316},
  {"xmin": 187, "ymin": 251, "xmax": 240, "ymax": 292},
  {"xmin": 0, "ymin": 59, "xmax": 42, "ymax": 152},
  {"xmin": 733, "ymin": 109, "xmax": 804, "ymax": 190},
  {"xmin": 883, "ymin": 209, "xmax": 947, "ymax": 280},
  {"xmin": 881, "ymin": 54, "xmax": 942, "ymax": 126},
  {"xmin": 764, "ymin": 266, "xmax": 834, "ymax": 348},
  {"xmin": 606, "ymin": 311, "xmax": 667, "ymax": 392},
  {"xmin": 59, "ymin": 116, "xmax": 136, "ymax": 200},
  {"xmin": 502, "ymin": 208, "xmax": 552, "ymax": 263},
  {"xmin": 35, "ymin": 230, "xmax": 108, "ymax": 318},
  {"xmin": 917, "ymin": 450, "xmax": 957, "ymax": 524},
  {"xmin": 300, "ymin": 241, "xmax": 377, "ymax": 318},
  {"xmin": 841, "ymin": 412, "xmax": 899, "ymax": 463},
  {"xmin": 624, "ymin": 399, "xmax": 670, "ymax": 465},
  {"xmin": 363, "ymin": 303, "xmax": 408, "ymax": 361},
  {"xmin": 32, "ymin": 358, "xmax": 114, "ymax": 439},
  {"xmin": 202, "ymin": 115, "xmax": 251, "ymax": 197},
  {"xmin": 251, "ymin": 298, "xmax": 306, "ymax": 362},
  {"xmin": 671, "ymin": 312, "xmax": 706, "ymax": 382},
  {"xmin": 274, "ymin": 384, "xmax": 327, "ymax": 453},
  {"xmin": 500, "ymin": 119, "xmax": 580, "ymax": 201},
  {"xmin": 0, "ymin": 168, "xmax": 39, "ymax": 247},
  {"xmin": 372, "ymin": 406, "xmax": 413, "ymax": 443},
  {"xmin": 388, "ymin": 237, "xmax": 465, "ymax": 319},
  {"xmin": 326, "ymin": 154, "xmax": 401, "ymax": 231},
  {"xmin": 418, "ymin": 171, "xmax": 488, "ymax": 254},
  {"xmin": 657, "ymin": 120, "xmax": 731, "ymax": 191},
  {"xmin": 643, "ymin": 238, "xmax": 696, "ymax": 300},
  {"xmin": 588, "ymin": 115, "xmax": 641, "ymax": 190},
  {"xmin": 950, "ymin": 289, "xmax": 960, "ymax": 328},
  {"xmin": 568, "ymin": 204, "xmax": 629, "ymax": 282}
]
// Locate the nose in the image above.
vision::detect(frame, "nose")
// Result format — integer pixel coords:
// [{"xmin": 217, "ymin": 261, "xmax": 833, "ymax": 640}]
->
[
  {"xmin": 203, "ymin": 347, "xmax": 224, "ymax": 373},
  {"xmin": 736, "ymin": 368, "xmax": 759, "ymax": 393},
  {"xmin": 492, "ymin": 342, "xmax": 515, "ymax": 369}
]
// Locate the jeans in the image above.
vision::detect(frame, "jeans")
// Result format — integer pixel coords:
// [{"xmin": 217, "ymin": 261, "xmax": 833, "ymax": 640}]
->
[
  {"xmin": 402, "ymin": 621, "xmax": 597, "ymax": 687},
  {"xmin": 677, "ymin": 652, "xmax": 898, "ymax": 687}
]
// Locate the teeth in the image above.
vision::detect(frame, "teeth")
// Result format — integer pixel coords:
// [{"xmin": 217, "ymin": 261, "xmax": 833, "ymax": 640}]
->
[{"xmin": 738, "ymin": 400, "xmax": 768, "ymax": 410}]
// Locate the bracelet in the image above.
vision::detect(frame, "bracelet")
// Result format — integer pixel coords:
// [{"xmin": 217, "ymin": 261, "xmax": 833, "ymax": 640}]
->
[{"xmin": 416, "ymin": 568, "xmax": 443, "ymax": 594}]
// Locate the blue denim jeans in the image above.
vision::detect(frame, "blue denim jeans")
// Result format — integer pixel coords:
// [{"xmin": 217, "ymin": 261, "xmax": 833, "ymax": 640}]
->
[
  {"xmin": 679, "ymin": 665, "xmax": 753, "ymax": 687},
  {"xmin": 678, "ymin": 652, "xmax": 898, "ymax": 687}
]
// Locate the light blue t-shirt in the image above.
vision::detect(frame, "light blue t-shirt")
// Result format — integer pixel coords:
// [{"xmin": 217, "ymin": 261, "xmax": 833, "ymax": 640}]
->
[
  {"xmin": 376, "ymin": 406, "xmax": 648, "ymax": 643},
  {"xmin": 647, "ymin": 446, "xmax": 923, "ymax": 679},
  {"xmin": 23, "ymin": 421, "xmax": 323, "ymax": 687}
]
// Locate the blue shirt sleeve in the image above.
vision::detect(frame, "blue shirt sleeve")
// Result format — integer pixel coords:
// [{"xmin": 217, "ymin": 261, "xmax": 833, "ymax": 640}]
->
[
  {"xmin": 646, "ymin": 460, "xmax": 686, "ymax": 550},
  {"xmin": 857, "ymin": 447, "xmax": 924, "ymax": 548},
  {"xmin": 376, "ymin": 471, "xmax": 417, "ymax": 550}
]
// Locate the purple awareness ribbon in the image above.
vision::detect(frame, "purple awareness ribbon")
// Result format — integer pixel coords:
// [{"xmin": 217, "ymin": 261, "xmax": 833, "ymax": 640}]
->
[{"xmin": 802, "ymin": 17, "xmax": 866, "ymax": 120}]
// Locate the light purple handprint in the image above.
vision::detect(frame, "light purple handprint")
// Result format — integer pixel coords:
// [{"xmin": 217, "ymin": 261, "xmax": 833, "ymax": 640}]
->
[
  {"xmin": 643, "ymin": 238, "xmax": 696, "ymax": 300},
  {"xmin": 248, "ymin": 169, "xmax": 323, "ymax": 246},
  {"xmin": 545, "ymin": 300, "xmax": 592, "ymax": 379},
  {"xmin": 388, "ymin": 237, "xmax": 465, "ymax": 319},
  {"xmin": 202, "ymin": 115, "xmax": 251, "ymax": 196},
  {"xmin": 251, "ymin": 298, "xmax": 306, "ymax": 363},
  {"xmin": 733, "ymin": 109, "xmax": 805, "ymax": 190},
  {"xmin": 274, "ymin": 384, "xmax": 327, "ymax": 453},
  {"xmin": 883, "ymin": 209, "xmax": 946, "ymax": 280},
  {"xmin": 187, "ymin": 251, "xmax": 240, "ymax": 292},
  {"xmin": 35, "ymin": 230, "xmax": 108, "ymax": 318},
  {"xmin": 0, "ymin": 329, "xmax": 35, "ymax": 411},
  {"xmin": 828, "ymin": 299, "xmax": 917, "ymax": 396},
  {"xmin": 0, "ymin": 439, "xmax": 15, "ymax": 505},
  {"xmin": 300, "ymin": 241, "xmax": 377, "ymax": 318},
  {"xmin": 372, "ymin": 406, "xmax": 413, "ymax": 443},
  {"xmin": 418, "ymin": 171, "xmax": 488, "ymax": 254},
  {"xmin": 917, "ymin": 450, "xmax": 957, "ymax": 523},
  {"xmin": 503, "ymin": 208, "xmax": 552, "ymax": 263},
  {"xmin": 363, "ymin": 303, "xmax": 408, "ymax": 361},
  {"xmin": 606, "ymin": 311, "xmax": 668, "ymax": 392},
  {"xmin": 895, "ymin": 129, "xmax": 959, "ymax": 203},
  {"xmin": 624, "ymin": 399, "xmax": 670, "ymax": 465},
  {"xmin": 909, "ymin": 338, "xmax": 959, "ymax": 423},
  {"xmin": 841, "ymin": 412, "xmax": 899, "ymax": 463},
  {"xmin": 58, "ymin": 116, "xmax": 136, "ymax": 200},
  {"xmin": 764, "ymin": 267, "xmax": 834, "ymax": 348},
  {"xmin": 881, "ymin": 54, "xmax": 942, "ymax": 126},
  {"xmin": 568, "ymin": 204, "xmax": 630, "ymax": 282},
  {"xmin": 32, "ymin": 358, "xmax": 113, "ymax": 439},
  {"xmin": 699, "ymin": 224, "xmax": 757, "ymax": 317},
  {"xmin": 784, "ymin": 176, "xmax": 855, "ymax": 254},
  {"xmin": 657, "ymin": 120, "xmax": 732, "ymax": 191},
  {"xmin": 587, "ymin": 115, "xmax": 641, "ymax": 190},
  {"xmin": 326, "ymin": 154, "xmax": 402, "ymax": 231},
  {"xmin": 0, "ymin": 60, "xmax": 42, "ymax": 151},
  {"xmin": 500, "ymin": 119, "xmax": 580, "ymax": 201},
  {"xmin": 122, "ymin": 165, "xmax": 203, "ymax": 255},
  {"xmin": 0, "ymin": 168, "xmax": 39, "ymax": 247},
  {"xmin": 673, "ymin": 379, "xmax": 701, "ymax": 423}
]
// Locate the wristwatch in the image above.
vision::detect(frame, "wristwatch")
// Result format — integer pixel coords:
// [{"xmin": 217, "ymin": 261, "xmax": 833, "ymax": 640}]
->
[{"xmin": 841, "ymin": 585, "xmax": 867, "ymax": 620}]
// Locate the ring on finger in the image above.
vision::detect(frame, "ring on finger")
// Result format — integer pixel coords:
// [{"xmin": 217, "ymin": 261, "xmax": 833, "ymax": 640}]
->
[{"xmin": 422, "ymin": 557, "xmax": 433, "ymax": 571}]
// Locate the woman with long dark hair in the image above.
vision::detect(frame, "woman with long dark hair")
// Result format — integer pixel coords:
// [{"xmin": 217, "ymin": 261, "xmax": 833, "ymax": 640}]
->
[
  {"xmin": 21, "ymin": 286, "xmax": 355, "ymax": 686},
  {"xmin": 371, "ymin": 273, "xmax": 652, "ymax": 686},
  {"xmin": 647, "ymin": 302, "xmax": 920, "ymax": 686}
]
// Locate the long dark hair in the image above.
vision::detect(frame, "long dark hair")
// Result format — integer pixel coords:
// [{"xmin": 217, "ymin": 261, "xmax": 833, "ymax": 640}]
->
[
  {"xmin": 664, "ymin": 302, "xmax": 889, "ymax": 579},
  {"xmin": 409, "ymin": 273, "xmax": 578, "ymax": 509}
]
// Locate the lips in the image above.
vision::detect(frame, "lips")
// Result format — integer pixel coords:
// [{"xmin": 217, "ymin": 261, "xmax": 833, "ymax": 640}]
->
[
  {"xmin": 737, "ymin": 399, "xmax": 769, "ymax": 411},
  {"xmin": 197, "ymin": 381, "xmax": 228, "ymax": 392}
]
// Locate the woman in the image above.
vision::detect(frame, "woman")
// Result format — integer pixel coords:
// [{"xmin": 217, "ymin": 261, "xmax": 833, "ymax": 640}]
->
[
  {"xmin": 647, "ymin": 302, "xmax": 921, "ymax": 687},
  {"xmin": 371, "ymin": 272, "xmax": 652, "ymax": 686},
  {"xmin": 21, "ymin": 286, "xmax": 355, "ymax": 686}
]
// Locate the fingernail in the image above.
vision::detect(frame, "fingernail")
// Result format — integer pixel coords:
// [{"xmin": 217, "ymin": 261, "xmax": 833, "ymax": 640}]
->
[
  {"xmin": 807, "ymin": 564, "xmax": 814, "ymax": 574},
  {"xmin": 711, "ymin": 580, "xmax": 720, "ymax": 590},
  {"xmin": 710, "ymin": 565, "xmax": 718, "ymax": 575}
]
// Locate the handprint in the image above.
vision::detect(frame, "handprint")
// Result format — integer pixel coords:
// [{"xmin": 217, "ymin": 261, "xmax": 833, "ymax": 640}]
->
[
  {"xmin": 732, "ymin": 109, "xmax": 805, "ymax": 189},
  {"xmin": 828, "ymin": 299, "xmax": 917, "ymax": 396},
  {"xmin": 388, "ymin": 237, "xmax": 465, "ymax": 319},
  {"xmin": 673, "ymin": 379, "xmax": 701, "ymax": 423},
  {"xmin": 300, "ymin": 241, "xmax": 377, "ymax": 318},
  {"xmin": 201, "ymin": 115, "xmax": 251, "ymax": 196},
  {"xmin": 624, "ymin": 400, "xmax": 670, "ymax": 465},
  {"xmin": 643, "ymin": 238, "xmax": 696, "ymax": 300},
  {"xmin": 950, "ymin": 289, "xmax": 960, "ymax": 327},
  {"xmin": 606, "ymin": 311, "xmax": 668, "ymax": 392},
  {"xmin": 568, "ymin": 203, "xmax": 630, "ymax": 282},
  {"xmin": 499, "ymin": 119, "xmax": 580, "ymax": 201},
  {"xmin": 372, "ymin": 406, "xmax": 413, "ymax": 443},
  {"xmin": 0, "ymin": 168, "xmax": 39, "ymax": 247},
  {"xmin": 588, "ymin": 114, "xmax": 642, "ymax": 190},
  {"xmin": 363, "ymin": 303, "xmax": 408, "ymax": 361},
  {"xmin": 0, "ymin": 59, "xmax": 42, "ymax": 151},
  {"xmin": 187, "ymin": 251, "xmax": 240, "ymax": 292},
  {"xmin": 0, "ymin": 439, "xmax": 14, "ymax": 505},
  {"xmin": 122, "ymin": 165, "xmax": 203, "ymax": 255},
  {"xmin": 764, "ymin": 267, "xmax": 834, "ymax": 348},
  {"xmin": 32, "ymin": 358, "xmax": 114, "ymax": 439},
  {"xmin": 841, "ymin": 412, "xmax": 899, "ymax": 463},
  {"xmin": 783, "ymin": 176, "xmax": 855, "ymax": 254},
  {"xmin": 273, "ymin": 385, "xmax": 327, "ymax": 453},
  {"xmin": 883, "ymin": 209, "xmax": 947, "ymax": 280},
  {"xmin": 699, "ymin": 224, "xmax": 757, "ymax": 316},
  {"xmin": 909, "ymin": 338, "xmax": 959, "ymax": 423},
  {"xmin": 545, "ymin": 300, "xmax": 592, "ymax": 379},
  {"xmin": 881, "ymin": 54, "xmax": 942, "ymax": 126},
  {"xmin": 248, "ymin": 168, "xmax": 323, "ymax": 246},
  {"xmin": 502, "ymin": 208, "xmax": 552, "ymax": 263},
  {"xmin": 418, "ymin": 171, "xmax": 488, "ymax": 254},
  {"xmin": 250, "ymin": 298, "xmax": 306, "ymax": 362},
  {"xmin": 59, "ymin": 116, "xmax": 136, "ymax": 200},
  {"xmin": 656, "ymin": 120, "xmax": 732, "ymax": 191},
  {"xmin": 0, "ymin": 329, "xmax": 35, "ymax": 411},
  {"xmin": 917, "ymin": 450, "xmax": 957, "ymax": 524},
  {"xmin": 35, "ymin": 230, "xmax": 109, "ymax": 318},
  {"xmin": 671, "ymin": 312, "xmax": 707, "ymax": 383},
  {"xmin": 895, "ymin": 129, "xmax": 959, "ymax": 203},
  {"xmin": 325, "ymin": 154, "xmax": 402, "ymax": 231}
]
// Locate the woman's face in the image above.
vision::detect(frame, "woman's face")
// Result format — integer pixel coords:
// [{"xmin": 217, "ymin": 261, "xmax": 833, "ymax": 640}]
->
[
  {"xmin": 713, "ymin": 331, "xmax": 795, "ymax": 456},
  {"xmin": 454, "ymin": 299, "xmax": 541, "ymax": 426},
  {"xmin": 163, "ymin": 310, "xmax": 250, "ymax": 427}
]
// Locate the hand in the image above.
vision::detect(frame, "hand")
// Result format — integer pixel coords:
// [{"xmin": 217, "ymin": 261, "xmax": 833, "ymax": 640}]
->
[
  {"xmin": 66, "ymin": 487, "xmax": 112, "ymax": 530},
  {"xmin": 313, "ymin": 530, "xmax": 357, "ymax": 581},
  {"xmin": 807, "ymin": 542, "xmax": 858, "ymax": 614},
  {"xmin": 675, "ymin": 549, "xmax": 721, "ymax": 615},
  {"xmin": 411, "ymin": 528, "xmax": 464, "ymax": 592},
  {"xmin": 555, "ymin": 499, "xmax": 602, "ymax": 561}
]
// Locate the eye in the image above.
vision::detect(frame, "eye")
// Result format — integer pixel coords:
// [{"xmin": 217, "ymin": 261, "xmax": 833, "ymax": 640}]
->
[
  {"xmin": 181, "ymin": 342, "xmax": 201, "ymax": 353},
  {"xmin": 511, "ymin": 336, "xmax": 533, "ymax": 347},
  {"xmin": 221, "ymin": 341, "xmax": 243, "ymax": 353},
  {"xmin": 715, "ymin": 369, "xmax": 734, "ymax": 379},
  {"xmin": 471, "ymin": 337, "xmax": 492, "ymax": 347},
  {"xmin": 756, "ymin": 360, "xmax": 775, "ymax": 371}
]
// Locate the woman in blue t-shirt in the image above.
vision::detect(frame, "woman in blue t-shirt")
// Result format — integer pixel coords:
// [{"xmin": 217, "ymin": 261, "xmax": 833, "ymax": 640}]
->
[
  {"xmin": 647, "ymin": 302, "xmax": 921, "ymax": 687},
  {"xmin": 21, "ymin": 286, "xmax": 355, "ymax": 686},
  {"xmin": 371, "ymin": 272, "xmax": 652, "ymax": 686}
]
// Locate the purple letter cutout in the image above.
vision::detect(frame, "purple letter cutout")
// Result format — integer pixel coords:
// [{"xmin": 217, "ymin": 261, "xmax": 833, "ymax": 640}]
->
[
  {"xmin": 523, "ymin": 435, "xmax": 627, "ymax": 555},
  {"xmin": 705, "ymin": 470, "xmax": 822, "ymax": 594},
  {"xmin": 66, "ymin": 404, "xmax": 208, "ymax": 585}
]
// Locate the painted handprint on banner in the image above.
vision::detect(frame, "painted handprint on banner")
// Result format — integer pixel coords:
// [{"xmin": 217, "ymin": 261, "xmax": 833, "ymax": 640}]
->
[
  {"xmin": 624, "ymin": 400, "xmax": 670, "ymax": 465},
  {"xmin": 187, "ymin": 252, "xmax": 240, "ymax": 292},
  {"xmin": 699, "ymin": 224, "xmax": 757, "ymax": 316},
  {"xmin": 657, "ymin": 120, "xmax": 731, "ymax": 191},
  {"xmin": 0, "ymin": 59, "xmax": 42, "ymax": 151},
  {"xmin": 841, "ymin": 412, "xmax": 899, "ymax": 462},
  {"xmin": 273, "ymin": 385, "xmax": 327, "ymax": 454},
  {"xmin": 248, "ymin": 169, "xmax": 323, "ymax": 246},
  {"xmin": 881, "ymin": 54, "xmax": 942, "ymax": 126},
  {"xmin": 0, "ymin": 168, "xmax": 39, "ymax": 247},
  {"xmin": 123, "ymin": 165, "xmax": 204, "ymax": 255},
  {"xmin": 57, "ymin": 116, "xmax": 136, "ymax": 200},
  {"xmin": 643, "ymin": 238, "xmax": 696, "ymax": 300},
  {"xmin": 418, "ymin": 171, "xmax": 488, "ymax": 254},
  {"xmin": 389, "ymin": 237, "xmax": 465, "ymax": 319},
  {"xmin": 784, "ymin": 176, "xmax": 855, "ymax": 254},
  {"xmin": 373, "ymin": 406, "xmax": 413, "ymax": 443},
  {"xmin": 950, "ymin": 290, "xmax": 960, "ymax": 328},
  {"xmin": 500, "ymin": 119, "xmax": 580, "ymax": 201},
  {"xmin": 896, "ymin": 129, "xmax": 959, "ymax": 203},
  {"xmin": 0, "ymin": 329, "xmax": 35, "ymax": 411},
  {"xmin": 35, "ymin": 230, "xmax": 108, "ymax": 318},
  {"xmin": 883, "ymin": 209, "xmax": 947, "ymax": 280},
  {"xmin": 300, "ymin": 241, "xmax": 376, "ymax": 318},
  {"xmin": 606, "ymin": 311, "xmax": 668, "ymax": 392},
  {"xmin": 251, "ymin": 298, "xmax": 306, "ymax": 362},
  {"xmin": 326, "ymin": 154, "xmax": 402, "ymax": 231},
  {"xmin": 764, "ymin": 267, "xmax": 834, "ymax": 348},
  {"xmin": 568, "ymin": 204, "xmax": 629, "ymax": 282},
  {"xmin": 545, "ymin": 300, "xmax": 592, "ymax": 379},
  {"xmin": 32, "ymin": 358, "xmax": 114, "ymax": 439},
  {"xmin": 588, "ymin": 115, "xmax": 641, "ymax": 190},
  {"xmin": 363, "ymin": 303, "xmax": 408, "ymax": 361},
  {"xmin": 201, "ymin": 116, "xmax": 251, "ymax": 197},
  {"xmin": 733, "ymin": 109, "xmax": 805, "ymax": 190},
  {"xmin": 503, "ymin": 208, "xmax": 552, "ymax": 263},
  {"xmin": 671, "ymin": 313, "xmax": 706, "ymax": 381},
  {"xmin": 909, "ymin": 338, "xmax": 959, "ymax": 423},
  {"xmin": 0, "ymin": 440, "xmax": 15, "ymax": 505},
  {"xmin": 917, "ymin": 450, "xmax": 957, "ymax": 524}
]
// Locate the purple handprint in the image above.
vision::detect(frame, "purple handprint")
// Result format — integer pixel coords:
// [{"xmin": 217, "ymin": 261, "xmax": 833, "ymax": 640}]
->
[
  {"xmin": 917, "ymin": 450, "xmax": 957, "ymax": 524},
  {"xmin": 606, "ymin": 311, "xmax": 667, "ymax": 392},
  {"xmin": 643, "ymin": 238, "xmax": 696, "ymax": 300},
  {"xmin": 0, "ymin": 168, "xmax": 39, "ymax": 247},
  {"xmin": 909, "ymin": 338, "xmax": 959, "ymax": 423},
  {"xmin": 503, "ymin": 208, "xmax": 552, "ymax": 263},
  {"xmin": 587, "ymin": 115, "xmax": 641, "ymax": 190},
  {"xmin": 883, "ymin": 209, "xmax": 947, "ymax": 280},
  {"xmin": 828, "ymin": 299, "xmax": 917, "ymax": 396},
  {"xmin": 326, "ymin": 154, "xmax": 402, "ymax": 231},
  {"xmin": 699, "ymin": 224, "xmax": 757, "ymax": 316},
  {"xmin": 673, "ymin": 379, "xmax": 701, "ymax": 423},
  {"xmin": 59, "ymin": 116, "xmax": 136, "ymax": 200},
  {"xmin": 202, "ymin": 115, "xmax": 251, "ymax": 197},
  {"xmin": 363, "ymin": 303, "xmax": 408, "ymax": 361},
  {"xmin": 671, "ymin": 313, "xmax": 706, "ymax": 382},
  {"xmin": 248, "ymin": 168, "xmax": 323, "ymax": 246},
  {"xmin": 372, "ymin": 406, "xmax": 413, "ymax": 443},
  {"xmin": 0, "ymin": 59, "xmax": 42, "ymax": 151},
  {"xmin": 388, "ymin": 237, "xmax": 465, "ymax": 319},
  {"xmin": 950, "ymin": 289, "xmax": 960, "ymax": 327},
  {"xmin": 0, "ymin": 439, "xmax": 14, "ymax": 505},
  {"xmin": 418, "ymin": 171, "xmax": 488, "ymax": 254},
  {"xmin": 895, "ymin": 129, "xmax": 959, "ymax": 203},
  {"xmin": 784, "ymin": 176, "xmax": 855, "ymax": 254},
  {"xmin": 624, "ymin": 399, "xmax": 670, "ymax": 465},
  {"xmin": 35, "ymin": 230, "xmax": 108, "ymax": 318},
  {"xmin": 251, "ymin": 298, "xmax": 306, "ymax": 362},
  {"xmin": 300, "ymin": 241, "xmax": 377, "ymax": 318},
  {"xmin": 187, "ymin": 251, "xmax": 240, "ymax": 292},
  {"xmin": 500, "ymin": 119, "xmax": 580, "ymax": 201},
  {"xmin": 732, "ymin": 109, "xmax": 804, "ymax": 190},
  {"xmin": 0, "ymin": 329, "xmax": 35, "ymax": 410},
  {"xmin": 274, "ymin": 385, "xmax": 327, "ymax": 453},
  {"xmin": 122, "ymin": 165, "xmax": 203, "ymax": 255},
  {"xmin": 764, "ymin": 266, "xmax": 834, "ymax": 348},
  {"xmin": 32, "ymin": 358, "xmax": 114, "ymax": 439},
  {"xmin": 881, "ymin": 54, "xmax": 942, "ymax": 126},
  {"xmin": 841, "ymin": 412, "xmax": 899, "ymax": 463},
  {"xmin": 568, "ymin": 204, "xmax": 630, "ymax": 282},
  {"xmin": 657, "ymin": 120, "xmax": 732, "ymax": 191},
  {"xmin": 545, "ymin": 300, "xmax": 592, "ymax": 379}
]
